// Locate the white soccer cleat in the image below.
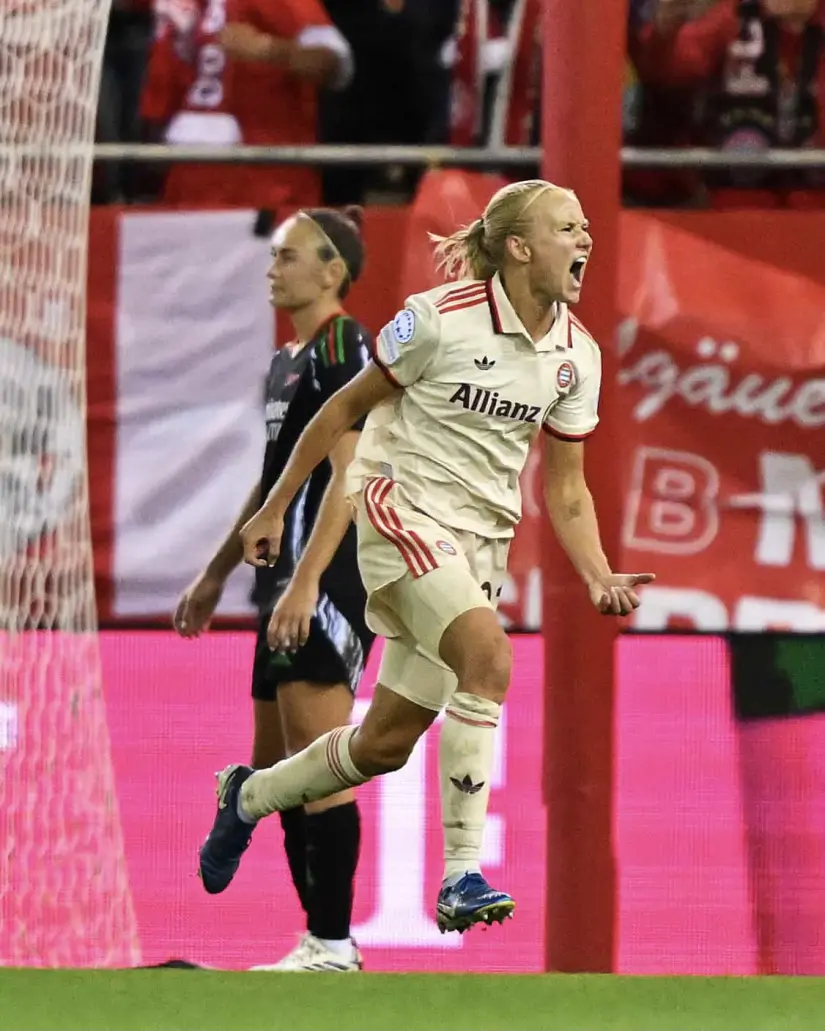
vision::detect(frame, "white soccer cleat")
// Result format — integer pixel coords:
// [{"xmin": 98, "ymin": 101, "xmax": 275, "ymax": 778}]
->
[{"xmin": 249, "ymin": 933, "xmax": 363, "ymax": 972}]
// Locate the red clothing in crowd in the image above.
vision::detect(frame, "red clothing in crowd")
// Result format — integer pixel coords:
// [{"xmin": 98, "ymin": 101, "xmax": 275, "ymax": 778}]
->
[
  {"xmin": 630, "ymin": 0, "xmax": 825, "ymax": 208},
  {"xmin": 450, "ymin": 0, "xmax": 541, "ymax": 147},
  {"xmin": 141, "ymin": 0, "xmax": 350, "ymax": 208}
]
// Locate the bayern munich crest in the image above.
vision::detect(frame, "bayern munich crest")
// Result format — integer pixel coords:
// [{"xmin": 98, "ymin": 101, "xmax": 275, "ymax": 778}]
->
[
  {"xmin": 556, "ymin": 361, "xmax": 575, "ymax": 390},
  {"xmin": 436, "ymin": 540, "xmax": 457, "ymax": 555}
]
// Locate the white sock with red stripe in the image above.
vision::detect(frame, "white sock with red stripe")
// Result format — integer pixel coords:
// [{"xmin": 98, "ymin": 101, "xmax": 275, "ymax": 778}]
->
[
  {"xmin": 439, "ymin": 692, "xmax": 501, "ymax": 884},
  {"xmin": 239, "ymin": 726, "xmax": 368, "ymax": 821}
]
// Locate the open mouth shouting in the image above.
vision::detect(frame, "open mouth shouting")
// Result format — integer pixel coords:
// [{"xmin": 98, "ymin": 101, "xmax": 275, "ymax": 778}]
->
[{"xmin": 570, "ymin": 256, "xmax": 588, "ymax": 287}]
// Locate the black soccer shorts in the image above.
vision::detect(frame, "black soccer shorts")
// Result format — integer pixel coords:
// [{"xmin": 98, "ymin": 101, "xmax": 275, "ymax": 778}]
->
[{"xmin": 250, "ymin": 593, "xmax": 374, "ymax": 701}]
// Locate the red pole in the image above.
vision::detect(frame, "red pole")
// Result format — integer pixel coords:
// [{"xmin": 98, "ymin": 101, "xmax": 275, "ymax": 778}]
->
[{"xmin": 541, "ymin": 0, "xmax": 627, "ymax": 972}]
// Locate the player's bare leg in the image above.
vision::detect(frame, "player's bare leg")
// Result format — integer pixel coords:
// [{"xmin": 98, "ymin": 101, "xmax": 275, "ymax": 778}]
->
[
  {"xmin": 251, "ymin": 681, "xmax": 363, "ymax": 972},
  {"xmin": 347, "ymin": 685, "xmax": 438, "ymax": 774},
  {"xmin": 434, "ymin": 606, "xmax": 515, "ymax": 933}
]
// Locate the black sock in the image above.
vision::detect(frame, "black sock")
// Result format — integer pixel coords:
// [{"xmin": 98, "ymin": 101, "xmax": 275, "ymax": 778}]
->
[
  {"xmin": 279, "ymin": 808, "xmax": 309, "ymax": 915},
  {"xmin": 305, "ymin": 801, "xmax": 361, "ymax": 942}
]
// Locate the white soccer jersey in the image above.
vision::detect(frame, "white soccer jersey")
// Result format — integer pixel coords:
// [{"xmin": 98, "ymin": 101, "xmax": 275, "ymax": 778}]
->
[{"xmin": 346, "ymin": 273, "xmax": 602, "ymax": 539}]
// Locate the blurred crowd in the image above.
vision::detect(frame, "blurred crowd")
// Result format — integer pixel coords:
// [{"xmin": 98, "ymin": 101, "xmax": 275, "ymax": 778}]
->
[
  {"xmin": 94, "ymin": 0, "xmax": 825, "ymax": 209},
  {"xmin": 626, "ymin": 0, "xmax": 825, "ymax": 207}
]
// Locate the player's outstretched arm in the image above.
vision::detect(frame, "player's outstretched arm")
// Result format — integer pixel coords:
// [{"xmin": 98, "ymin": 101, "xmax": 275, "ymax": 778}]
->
[
  {"xmin": 240, "ymin": 364, "xmax": 398, "ymax": 567},
  {"xmin": 543, "ymin": 436, "xmax": 654, "ymax": 616}
]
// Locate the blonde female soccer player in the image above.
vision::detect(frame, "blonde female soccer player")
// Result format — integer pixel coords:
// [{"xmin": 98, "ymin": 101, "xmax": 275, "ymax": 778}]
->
[{"xmin": 197, "ymin": 180, "xmax": 654, "ymax": 936}]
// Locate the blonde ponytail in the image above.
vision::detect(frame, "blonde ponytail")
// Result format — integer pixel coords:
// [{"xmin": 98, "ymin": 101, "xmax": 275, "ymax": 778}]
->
[
  {"xmin": 430, "ymin": 179, "xmax": 576, "ymax": 281},
  {"xmin": 431, "ymin": 217, "xmax": 497, "ymax": 281}
]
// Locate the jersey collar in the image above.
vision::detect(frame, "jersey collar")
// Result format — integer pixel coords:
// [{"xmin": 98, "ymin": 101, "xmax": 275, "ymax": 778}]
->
[
  {"xmin": 284, "ymin": 309, "xmax": 347, "ymax": 350},
  {"xmin": 309, "ymin": 308, "xmax": 346, "ymax": 342},
  {"xmin": 485, "ymin": 273, "xmax": 570, "ymax": 352}
]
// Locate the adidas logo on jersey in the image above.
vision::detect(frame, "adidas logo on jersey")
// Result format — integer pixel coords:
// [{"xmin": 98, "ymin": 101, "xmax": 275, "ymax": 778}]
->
[
  {"xmin": 449, "ymin": 383, "xmax": 541, "ymax": 424},
  {"xmin": 474, "ymin": 356, "xmax": 496, "ymax": 371}
]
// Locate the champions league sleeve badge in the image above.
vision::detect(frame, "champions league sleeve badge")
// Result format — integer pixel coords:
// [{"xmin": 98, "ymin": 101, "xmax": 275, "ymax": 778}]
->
[
  {"xmin": 392, "ymin": 308, "xmax": 416, "ymax": 345},
  {"xmin": 380, "ymin": 308, "xmax": 416, "ymax": 365}
]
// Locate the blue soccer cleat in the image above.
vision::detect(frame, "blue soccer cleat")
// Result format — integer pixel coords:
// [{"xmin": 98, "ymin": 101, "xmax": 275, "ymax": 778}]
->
[
  {"xmin": 436, "ymin": 872, "xmax": 515, "ymax": 934},
  {"xmin": 198, "ymin": 763, "xmax": 256, "ymax": 894}
]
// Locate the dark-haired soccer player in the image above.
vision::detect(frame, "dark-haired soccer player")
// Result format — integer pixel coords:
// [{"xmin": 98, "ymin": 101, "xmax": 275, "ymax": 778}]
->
[{"xmin": 174, "ymin": 206, "xmax": 373, "ymax": 971}]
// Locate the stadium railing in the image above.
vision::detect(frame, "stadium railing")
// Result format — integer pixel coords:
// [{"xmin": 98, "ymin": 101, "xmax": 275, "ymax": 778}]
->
[{"xmin": 5, "ymin": 143, "xmax": 825, "ymax": 169}]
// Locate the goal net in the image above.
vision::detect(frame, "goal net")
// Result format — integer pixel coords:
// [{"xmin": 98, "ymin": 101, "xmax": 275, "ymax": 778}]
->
[{"xmin": 0, "ymin": 1, "xmax": 140, "ymax": 966}]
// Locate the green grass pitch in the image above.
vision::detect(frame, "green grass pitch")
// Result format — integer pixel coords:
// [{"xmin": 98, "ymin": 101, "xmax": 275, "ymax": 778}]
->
[{"xmin": 2, "ymin": 971, "xmax": 825, "ymax": 1031}]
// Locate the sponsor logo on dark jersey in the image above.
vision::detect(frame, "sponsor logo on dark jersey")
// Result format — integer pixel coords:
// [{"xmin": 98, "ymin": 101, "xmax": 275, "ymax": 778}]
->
[
  {"xmin": 266, "ymin": 400, "xmax": 290, "ymax": 422},
  {"xmin": 265, "ymin": 399, "xmax": 291, "ymax": 441}
]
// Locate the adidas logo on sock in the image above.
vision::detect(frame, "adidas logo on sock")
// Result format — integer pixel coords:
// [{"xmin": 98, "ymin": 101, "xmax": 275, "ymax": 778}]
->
[{"xmin": 450, "ymin": 774, "xmax": 485, "ymax": 794}]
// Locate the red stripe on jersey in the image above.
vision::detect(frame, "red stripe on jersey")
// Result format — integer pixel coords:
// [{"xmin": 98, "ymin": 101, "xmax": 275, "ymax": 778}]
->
[
  {"xmin": 363, "ymin": 477, "xmax": 437, "ymax": 578},
  {"xmin": 569, "ymin": 313, "xmax": 596, "ymax": 343},
  {"xmin": 437, "ymin": 281, "xmax": 485, "ymax": 298},
  {"xmin": 371, "ymin": 354, "xmax": 402, "ymax": 388},
  {"xmin": 435, "ymin": 283, "xmax": 486, "ymax": 310},
  {"xmin": 442, "ymin": 281, "xmax": 486, "ymax": 298},
  {"xmin": 485, "ymin": 278, "xmax": 504, "ymax": 334},
  {"xmin": 542, "ymin": 424, "xmax": 595, "ymax": 442},
  {"xmin": 436, "ymin": 297, "xmax": 487, "ymax": 316}
]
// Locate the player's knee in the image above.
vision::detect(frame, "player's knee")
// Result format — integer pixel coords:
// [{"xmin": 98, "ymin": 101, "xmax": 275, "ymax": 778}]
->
[
  {"xmin": 350, "ymin": 724, "xmax": 417, "ymax": 777},
  {"xmin": 476, "ymin": 636, "xmax": 512, "ymax": 703},
  {"xmin": 440, "ymin": 610, "xmax": 512, "ymax": 704},
  {"xmin": 458, "ymin": 633, "xmax": 512, "ymax": 704}
]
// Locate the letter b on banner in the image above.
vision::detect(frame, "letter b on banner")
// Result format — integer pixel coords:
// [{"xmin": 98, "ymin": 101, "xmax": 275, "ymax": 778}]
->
[{"xmin": 623, "ymin": 447, "xmax": 720, "ymax": 555}]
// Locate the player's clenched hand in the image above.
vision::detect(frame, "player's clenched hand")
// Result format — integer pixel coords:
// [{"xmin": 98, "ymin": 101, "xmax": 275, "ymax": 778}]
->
[
  {"xmin": 240, "ymin": 508, "xmax": 284, "ymax": 567},
  {"xmin": 588, "ymin": 572, "xmax": 655, "ymax": 617},
  {"xmin": 267, "ymin": 578, "xmax": 318, "ymax": 653},
  {"xmin": 173, "ymin": 572, "xmax": 224, "ymax": 638}
]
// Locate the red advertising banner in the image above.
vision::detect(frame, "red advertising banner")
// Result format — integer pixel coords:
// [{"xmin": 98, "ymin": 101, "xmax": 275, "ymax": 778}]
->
[{"xmin": 617, "ymin": 213, "xmax": 825, "ymax": 632}]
